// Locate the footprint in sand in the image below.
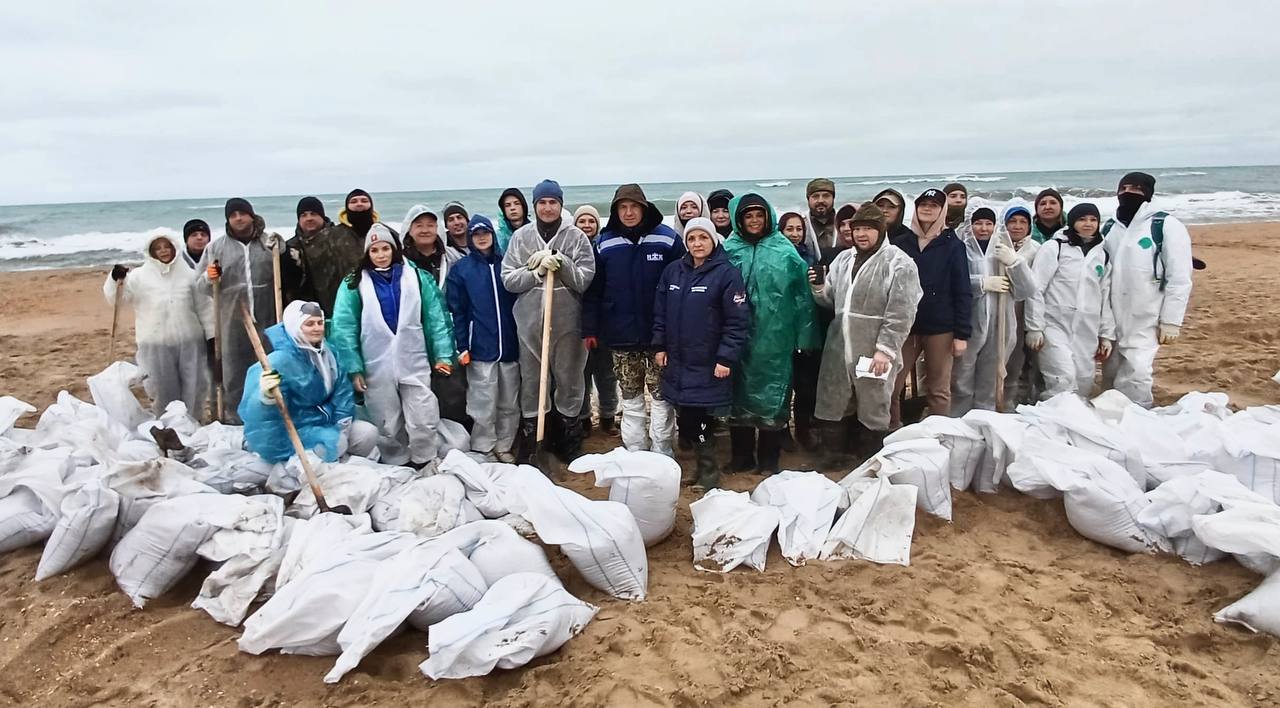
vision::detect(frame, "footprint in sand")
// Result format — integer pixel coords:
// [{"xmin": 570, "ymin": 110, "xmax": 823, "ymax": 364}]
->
[{"xmin": 765, "ymin": 608, "xmax": 811, "ymax": 642}]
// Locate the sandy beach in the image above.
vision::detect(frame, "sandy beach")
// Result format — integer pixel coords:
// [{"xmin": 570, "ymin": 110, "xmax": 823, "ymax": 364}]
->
[{"xmin": 0, "ymin": 222, "xmax": 1277, "ymax": 707}]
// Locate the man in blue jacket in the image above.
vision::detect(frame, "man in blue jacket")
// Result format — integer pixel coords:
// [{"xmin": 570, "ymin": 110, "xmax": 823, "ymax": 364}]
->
[{"xmin": 581, "ymin": 184, "xmax": 685, "ymax": 456}]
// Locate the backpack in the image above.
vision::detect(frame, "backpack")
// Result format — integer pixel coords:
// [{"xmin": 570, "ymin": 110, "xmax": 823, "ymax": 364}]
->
[{"xmin": 1102, "ymin": 211, "xmax": 1168, "ymax": 290}]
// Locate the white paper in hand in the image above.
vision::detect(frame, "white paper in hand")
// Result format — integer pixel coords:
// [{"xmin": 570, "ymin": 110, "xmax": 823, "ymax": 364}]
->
[{"xmin": 855, "ymin": 357, "xmax": 890, "ymax": 380}]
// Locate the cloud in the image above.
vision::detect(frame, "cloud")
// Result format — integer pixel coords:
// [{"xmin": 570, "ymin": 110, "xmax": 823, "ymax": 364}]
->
[{"xmin": 2, "ymin": 0, "xmax": 1278, "ymax": 204}]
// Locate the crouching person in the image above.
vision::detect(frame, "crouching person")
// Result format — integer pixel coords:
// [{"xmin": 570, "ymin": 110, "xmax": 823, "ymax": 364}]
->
[
  {"xmin": 330, "ymin": 225, "xmax": 456, "ymax": 469},
  {"xmin": 653, "ymin": 218, "xmax": 751, "ymax": 491},
  {"xmin": 105, "ymin": 233, "xmax": 209, "ymax": 416},
  {"xmin": 240, "ymin": 301, "xmax": 379, "ymax": 462},
  {"xmin": 447, "ymin": 216, "xmax": 522, "ymax": 462},
  {"xmin": 811, "ymin": 203, "xmax": 921, "ymax": 464}
]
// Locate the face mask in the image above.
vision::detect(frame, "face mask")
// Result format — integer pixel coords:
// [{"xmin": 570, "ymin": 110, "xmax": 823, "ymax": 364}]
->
[
  {"xmin": 946, "ymin": 204, "xmax": 966, "ymax": 227},
  {"xmin": 348, "ymin": 209, "xmax": 374, "ymax": 234},
  {"xmin": 1115, "ymin": 192, "xmax": 1146, "ymax": 225}
]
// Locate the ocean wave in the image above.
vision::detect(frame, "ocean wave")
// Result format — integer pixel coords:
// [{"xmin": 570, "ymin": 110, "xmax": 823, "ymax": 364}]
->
[
  {"xmin": 185, "ymin": 204, "xmax": 226, "ymax": 210},
  {"xmin": 756, "ymin": 181, "xmax": 790, "ymax": 187},
  {"xmin": 948, "ymin": 174, "xmax": 1007, "ymax": 183},
  {"xmin": 843, "ymin": 176, "xmax": 936, "ymax": 186},
  {"xmin": 1158, "ymin": 171, "xmax": 1209, "ymax": 177}
]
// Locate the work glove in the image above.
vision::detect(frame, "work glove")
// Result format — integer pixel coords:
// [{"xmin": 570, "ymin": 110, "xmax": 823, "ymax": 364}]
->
[
  {"xmin": 1158, "ymin": 324, "xmax": 1181, "ymax": 345},
  {"xmin": 583, "ymin": 336, "xmax": 598, "ymax": 351},
  {"xmin": 543, "ymin": 253, "xmax": 563, "ymax": 272},
  {"xmin": 111, "ymin": 264, "xmax": 129, "ymax": 281},
  {"xmin": 1025, "ymin": 330, "xmax": 1045, "ymax": 351},
  {"xmin": 207, "ymin": 262, "xmax": 222, "ymax": 282},
  {"xmin": 1097, "ymin": 338, "xmax": 1114, "ymax": 360},
  {"xmin": 259, "ymin": 371, "xmax": 282, "ymax": 403},
  {"xmin": 526, "ymin": 249, "xmax": 553, "ymax": 271},
  {"xmin": 458, "ymin": 351, "xmax": 471, "ymax": 366},
  {"xmin": 981, "ymin": 275, "xmax": 1011, "ymax": 294},
  {"xmin": 993, "ymin": 241, "xmax": 1018, "ymax": 267}
]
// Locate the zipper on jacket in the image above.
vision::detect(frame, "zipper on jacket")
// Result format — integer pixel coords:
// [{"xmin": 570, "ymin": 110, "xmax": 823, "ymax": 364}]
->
[{"xmin": 490, "ymin": 262, "xmax": 503, "ymax": 360}]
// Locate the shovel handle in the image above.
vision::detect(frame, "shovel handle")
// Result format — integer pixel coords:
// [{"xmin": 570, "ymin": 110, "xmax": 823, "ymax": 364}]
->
[{"xmin": 535, "ymin": 268, "xmax": 556, "ymax": 442}]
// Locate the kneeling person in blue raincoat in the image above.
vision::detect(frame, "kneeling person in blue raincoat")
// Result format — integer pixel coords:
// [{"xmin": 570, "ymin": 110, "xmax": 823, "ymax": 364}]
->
[{"xmin": 240, "ymin": 300, "xmax": 380, "ymax": 463}]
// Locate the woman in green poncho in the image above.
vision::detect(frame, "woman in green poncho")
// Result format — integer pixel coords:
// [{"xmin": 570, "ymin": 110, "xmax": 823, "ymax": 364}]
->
[{"xmin": 722, "ymin": 193, "xmax": 821, "ymax": 474}]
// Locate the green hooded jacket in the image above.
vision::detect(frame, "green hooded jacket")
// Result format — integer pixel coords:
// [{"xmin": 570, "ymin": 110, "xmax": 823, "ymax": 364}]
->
[
  {"xmin": 722, "ymin": 194, "xmax": 821, "ymax": 425},
  {"xmin": 328, "ymin": 261, "xmax": 456, "ymax": 376}
]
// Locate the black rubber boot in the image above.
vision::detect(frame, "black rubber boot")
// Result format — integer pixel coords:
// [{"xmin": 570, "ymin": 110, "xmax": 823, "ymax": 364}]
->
[
  {"xmin": 557, "ymin": 412, "xmax": 583, "ymax": 462},
  {"xmin": 580, "ymin": 416, "xmax": 593, "ymax": 436},
  {"xmin": 843, "ymin": 417, "xmax": 866, "ymax": 456},
  {"xmin": 692, "ymin": 437, "xmax": 721, "ymax": 491},
  {"xmin": 514, "ymin": 417, "xmax": 537, "ymax": 464},
  {"xmin": 728, "ymin": 426, "xmax": 756, "ymax": 472},
  {"xmin": 599, "ymin": 415, "xmax": 617, "ymax": 435},
  {"xmin": 756, "ymin": 429, "xmax": 782, "ymax": 476},
  {"xmin": 794, "ymin": 415, "xmax": 815, "ymax": 452},
  {"xmin": 818, "ymin": 420, "xmax": 850, "ymax": 470}
]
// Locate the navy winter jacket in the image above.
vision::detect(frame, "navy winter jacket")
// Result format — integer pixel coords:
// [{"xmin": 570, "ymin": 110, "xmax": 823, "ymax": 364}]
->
[
  {"xmin": 445, "ymin": 220, "xmax": 519, "ymax": 362},
  {"xmin": 892, "ymin": 228, "xmax": 973, "ymax": 339},
  {"xmin": 652, "ymin": 247, "xmax": 752, "ymax": 408},
  {"xmin": 581, "ymin": 204, "xmax": 684, "ymax": 349}
]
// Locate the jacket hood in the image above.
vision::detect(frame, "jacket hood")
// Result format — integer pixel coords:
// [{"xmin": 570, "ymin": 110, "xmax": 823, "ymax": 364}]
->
[
  {"xmin": 674, "ymin": 191, "xmax": 709, "ymax": 234},
  {"xmin": 226, "ymin": 214, "xmax": 269, "ymax": 243},
  {"xmin": 684, "ymin": 242, "xmax": 731, "ymax": 270},
  {"xmin": 465, "ymin": 214, "xmax": 503, "ymax": 261},
  {"xmin": 402, "ymin": 204, "xmax": 437, "ymax": 233},
  {"xmin": 707, "ymin": 189, "xmax": 734, "ymax": 211},
  {"xmin": 729, "ymin": 193, "xmax": 778, "ymax": 239},
  {"xmin": 603, "ymin": 194, "xmax": 664, "ymax": 237},
  {"xmin": 498, "ymin": 188, "xmax": 530, "ymax": 230},
  {"xmin": 143, "ymin": 232, "xmax": 189, "ymax": 273},
  {"xmin": 872, "ymin": 188, "xmax": 907, "ymax": 228}
]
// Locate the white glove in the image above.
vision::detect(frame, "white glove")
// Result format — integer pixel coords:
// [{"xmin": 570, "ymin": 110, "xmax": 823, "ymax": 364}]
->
[
  {"xmin": 526, "ymin": 249, "xmax": 553, "ymax": 271},
  {"xmin": 993, "ymin": 240, "xmax": 1017, "ymax": 266},
  {"xmin": 1025, "ymin": 331, "xmax": 1045, "ymax": 351},
  {"xmin": 981, "ymin": 275, "xmax": 1010, "ymax": 294},
  {"xmin": 543, "ymin": 253, "xmax": 563, "ymax": 272},
  {"xmin": 1158, "ymin": 323, "xmax": 1180, "ymax": 345}
]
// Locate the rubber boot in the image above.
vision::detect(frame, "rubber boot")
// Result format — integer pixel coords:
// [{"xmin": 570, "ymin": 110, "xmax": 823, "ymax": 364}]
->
[
  {"xmin": 756, "ymin": 429, "xmax": 782, "ymax": 476},
  {"xmin": 780, "ymin": 423, "xmax": 797, "ymax": 452},
  {"xmin": 692, "ymin": 437, "xmax": 721, "ymax": 491},
  {"xmin": 795, "ymin": 414, "xmax": 815, "ymax": 452},
  {"xmin": 514, "ymin": 417, "xmax": 537, "ymax": 464},
  {"xmin": 557, "ymin": 412, "xmax": 583, "ymax": 463},
  {"xmin": 818, "ymin": 420, "xmax": 849, "ymax": 470},
  {"xmin": 843, "ymin": 417, "xmax": 866, "ymax": 456},
  {"xmin": 599, "ymin": 415, "xmax": 617, "ymax": 435},
  {"xmin": 728, "ymin": 426, "xmax": 756, "ymax": 473},
  {"xmin": 581, "ymin": 416, "xmax": 593, "ymax": 436}
]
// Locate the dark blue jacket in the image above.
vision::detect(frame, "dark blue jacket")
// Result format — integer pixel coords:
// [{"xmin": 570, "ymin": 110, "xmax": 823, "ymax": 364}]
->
[
  {"xmin": 892, "ymin": 227, "xmax": 972, "ymax": 339},
  {"xmin": 582, "ymin": 203, "xmax": 684, "ymax": 349},
  {"xmin": 652, "ymin": 247, "xmax": 751, "ymax": 408},
  {"xmin": 445, "ymin": 216, "xmax": 519, "ymax": 362}
]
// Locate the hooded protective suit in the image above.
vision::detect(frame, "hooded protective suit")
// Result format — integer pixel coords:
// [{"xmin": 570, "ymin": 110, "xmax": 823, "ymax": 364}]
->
[
  {"xmin": 194, "ymin": 215, "xmax": 283, "ymax": 423},
  {"xmin": 1003, "ymin": 207, "xmax": 1043, "ymax": 405},
  {"xmin": 1100, "ymin": 201, "xmax": 1194, "ymax": 407},
  {"xmin": 722, "ymin": 195, "xmax": 821, "ymax": 427},
  {"xmin": 105, "ymin": 233, "xmax": 210, "ymax": 416},
  {"xmin": 813, "ymin": 231, "xmax": 922, "ymax": 431},
  {"xmin": 1027, "ymin": 234, "xmax": 1116, "ymax": 398},
  {"xmin": 401, "ymin": 204, "xmax": 461, "ymax": 291},
  {"xmin": 329, "ymin": 229, "xmax": 456, "ymax": 465},
  {"xmin": 673, "ymin": 191, "xmax": 709, "ymax": 236},
  {"xmin": 949, "ymin": 226, "xmax": 1038, "ymax": 415},
  {"xmin": 240, "ymin": 302, "xmax": 376, "ymax": 463},
  {"xmin": 500, "ymin": 218, "xmax": 596, "ymax": 418}
]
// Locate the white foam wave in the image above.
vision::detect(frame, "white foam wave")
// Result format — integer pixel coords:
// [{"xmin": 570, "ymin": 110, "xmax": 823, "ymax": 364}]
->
[
  {"xmin": 0, "ymin": 222, "xmax": 287, "ymax": 261},
  {"xmin": 949, "ymin": 174, "xmax": 1007, "ymax": 183},
  {"xmin": 185, "ymin": 204, "xmax": 225, "ymax": 210},
  {"xmin": 1158, "ymin": 171, "xmax": 1208, "ymax": 177},
  {"xmin": 756, "ymin": 181, "xmax": 790, "ymax": 187}
]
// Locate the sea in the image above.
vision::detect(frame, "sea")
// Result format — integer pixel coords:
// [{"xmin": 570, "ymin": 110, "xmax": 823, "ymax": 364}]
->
[{"xmin": 2, "ymin": 165, "xmax": 1278, "ymax": 271}]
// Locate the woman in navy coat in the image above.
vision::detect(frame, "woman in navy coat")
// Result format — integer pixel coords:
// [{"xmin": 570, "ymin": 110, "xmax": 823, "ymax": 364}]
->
[{"xmin": 653, "ymin": 217, "xmax": 752, "ymax": 490}]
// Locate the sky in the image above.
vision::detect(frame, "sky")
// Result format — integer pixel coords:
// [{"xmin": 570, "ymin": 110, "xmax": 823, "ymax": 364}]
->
[{"xmin": 2, "ymin": 0, "xmax": 1279, "ymax": 205}]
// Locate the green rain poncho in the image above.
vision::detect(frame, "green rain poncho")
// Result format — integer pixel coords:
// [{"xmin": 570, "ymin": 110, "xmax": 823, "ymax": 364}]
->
[{"xmin": 722, "ymin": 194, "xmax": 821, "ymax": 427}]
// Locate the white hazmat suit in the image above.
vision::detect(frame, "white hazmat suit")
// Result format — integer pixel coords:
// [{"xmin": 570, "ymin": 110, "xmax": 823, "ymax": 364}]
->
[{"xmin": 1026, "ymin": 237, "xmax": 1116, "ymax": 398}]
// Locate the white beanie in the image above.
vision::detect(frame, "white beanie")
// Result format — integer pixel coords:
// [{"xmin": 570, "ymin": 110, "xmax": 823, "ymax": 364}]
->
[
  {"xmin": 363, "ymin": 222, "xmax": 397, "ymax": 253},
  {"xmin": 683, "ymin": 217, "xmax": 721, "ymax": 245}
]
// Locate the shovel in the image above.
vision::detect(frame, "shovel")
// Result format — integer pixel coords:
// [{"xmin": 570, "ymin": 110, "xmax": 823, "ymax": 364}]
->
[
  {"xmin": 239, "ymin": 300, "xmax": 351, "ymax": 515},
  {"xmin": 211, "ymin": 260, "xmax": 225, "ymax": 421},
  {"xmin": 272, "ymin": 237, "xmax": 284, "ymax": 323},
  {"xmin": 532, "ymin": 265, "xmax": 559, "ymax": 474},
  {"xmin": 108, "ymin": 271, "xmax": 125, "ymax": 362}
]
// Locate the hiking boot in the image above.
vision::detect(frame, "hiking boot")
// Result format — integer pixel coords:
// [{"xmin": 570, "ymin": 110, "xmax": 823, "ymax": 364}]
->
[{"xmin": 728, "ymin": 426, "xmax": 756, "ymax": 472}]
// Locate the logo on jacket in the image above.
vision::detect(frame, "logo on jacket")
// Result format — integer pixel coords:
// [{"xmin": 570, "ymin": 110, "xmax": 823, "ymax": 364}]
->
[
  {"xmin": 1138, "ymin": 237, "xmax": 1153, "ymax": 249},
  {"xmin": 668, "ymin": 284, "xmax": 680, "ymax": 290},
  {"xmin": 646, "ymin": 253, "xmax": 664, "ymax": 262},
  {"xmin": 1095, "ymin": 264, "xmax": 1105, "ymax": 278},
  {"xmin": 732, "ymin": 291, "xmax": 747, "ymax": 305}
]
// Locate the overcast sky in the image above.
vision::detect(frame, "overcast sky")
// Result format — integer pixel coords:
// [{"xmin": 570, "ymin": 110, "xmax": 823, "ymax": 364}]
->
[{"xmin": 3, "ymin": 0, "xmax": 1278, "ymax": 205}]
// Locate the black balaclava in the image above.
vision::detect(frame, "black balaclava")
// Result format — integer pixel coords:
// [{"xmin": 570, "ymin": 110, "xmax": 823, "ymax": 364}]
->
[
  {"xmin": 1115, "ymin": 171, "xmax": 1156, "ymax": 226},
  {"xmin": 1064, "ymin": 203, "xmax": 1103, "ymax": 255},
  {"xmin": 708, "ymin": 189, "xmax": 734, "ymax": 238},
  {"xmin": 498, "ymin": 188, "xmax": 530, "ymax": 231},
  {"xmin": 734, "ymin": 193, "xmax": 772, "ymax": 245},
  {"xmin": 345, "ymin": 188, "xmax": 375, "ymax": 236},
  {"xmin": 942, "ymin": 182, "xmax": 968, "ymax": 228}
]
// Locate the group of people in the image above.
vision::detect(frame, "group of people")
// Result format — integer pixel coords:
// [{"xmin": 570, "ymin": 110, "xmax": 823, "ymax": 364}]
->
[{"xmin": 105, "ymin": 170, "xmax": 1194, "ymax": 489}]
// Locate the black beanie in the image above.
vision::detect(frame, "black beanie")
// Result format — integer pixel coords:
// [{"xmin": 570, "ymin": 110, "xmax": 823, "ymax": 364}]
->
[
  {"xmin": 183, "ymin": 219, "xmax": 210, "ymax": 240},
  {"xmin": 296, "ymin": 196, "xmax": 326, "ymax": 219},
  {"xmin": 345, "ymin": 188, "xmax": 372, "ymax": 209},
  {"xmin": 442, "ymin": 202, "xmax": 469, "ymax": 220},
  {"xmin": 707, "ymin": 189, "xmax": 734, "ymax": 210},
  {"xmin": 1118, "ymin": 172, "xmax": 1156, "ymax": 201},
  {"xmin": 1067, "ymin": 202, "xmax": 1101, "ymax": 227},
  {"xmin": 1035, "ymin": 188, "xmax": 1064, "ymax": 208},
  {"xmin": 971, "ymin": 207, "xmax": 996, "ymax": 223},
  {"xmin": 224, "ymin": 197, "xmax": 254, "ymax": 220},
  {"xmin": 942, "ymin": 182, "xmax": 967, "ymax": 197}
]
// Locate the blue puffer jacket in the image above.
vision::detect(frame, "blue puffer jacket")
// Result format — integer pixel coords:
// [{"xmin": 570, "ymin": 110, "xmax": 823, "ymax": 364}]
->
[
  {"xmin": 581, "ymin": 202, "xmax": 684, "ymax": 349},
  {"xmin": 239, "ymin": 324, "xmax": 354, "ymax": 463},
  {"xmin": 445, "ymin": 215, "xmax": 520, "ymax": 363},
  {"xmin": 892, "ymin": 228, "xmax": 973, "ymax": 339},
  {"xmin": 652, "ymin": 247, "xmax": 752, "ymax": 408}
]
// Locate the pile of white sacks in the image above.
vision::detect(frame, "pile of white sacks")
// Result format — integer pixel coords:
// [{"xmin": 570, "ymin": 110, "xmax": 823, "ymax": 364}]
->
[
  {"xmin": 0, "ymin": 362, "xmax": 682, "ymax": 683},
  {"xmin": 690, "ymin": 389, "xmax": 1280, "ymax": 638}
]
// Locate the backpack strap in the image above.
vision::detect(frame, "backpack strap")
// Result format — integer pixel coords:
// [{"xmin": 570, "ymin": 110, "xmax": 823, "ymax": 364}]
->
[
  {"xmin": 1101, "ymin": 218, "xmax": 1116, "ymax": 237},
  {"xmin": 1152, "ymin": 211, "xmax": 1168, "ymax": 291}
]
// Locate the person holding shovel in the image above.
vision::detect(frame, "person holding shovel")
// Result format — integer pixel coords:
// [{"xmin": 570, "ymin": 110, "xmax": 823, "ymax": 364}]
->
[
  {"xmin": 500, "ymin": 179, "xmax": 596, "ymax": 464},
  {"xmin": 240, "ymin": 300, "xmax": 379, "ymax": 463},
  {"xmin": 105, "ymin": 232, "xmax": 210, "ymax": 416}
]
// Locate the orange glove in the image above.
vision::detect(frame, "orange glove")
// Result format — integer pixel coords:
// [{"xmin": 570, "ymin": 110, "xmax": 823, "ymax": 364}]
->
[
  {"xmin": 583, "ymin": 336, "xmax": 598, "ymax": 350},
  {"xmin": 458, "ymin": 351, "xmax": 471, "ymax": 366},
  {"xmin": 207, "ymin": 262, "xmax": 221, "ymax": 281},
  {"xmin": 433, "ymin": 362, "xmax": 453, "ymax": 376}
]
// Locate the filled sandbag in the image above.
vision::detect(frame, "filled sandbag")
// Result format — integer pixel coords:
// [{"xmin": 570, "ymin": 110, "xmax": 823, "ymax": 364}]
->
[
  {"xmin": 438, "ymin": 450, "xmax": 520, "ymax": 518},
  {"xmin": 962, "ymin": 409, "xmax": 1034, "ymax": 493},
  {"xmin": 1017, "ymin": 393, "xmax": 1148, "ymax": 489},
  {"xmin": 187, "ymin": 448, "xmax": 274, "ymax": 494},
  {"xmin": 567, "ymin": 448, "xmax": 681, "ymax": 546},
  {"xmin": 34, "ymin": 391, "xmax": 130, "ymax": 464},
  {"xmin": 0, "ymin": 396, "xmax": 35, "ymax": 436},
  {"xmin": 750, "ymin": 470, "xmax": 843, "ymax": 566},
  {"xmin": 394, "ymin": 475, "xmax": 483, "ymax": 538},
  {"xmin": 1191, "ymin": 502, "xmax": 1280, "ymax": 575},
  {"xmin": 437, "ymin": 418, "xmax": 471, "ymax": 457},
  {"xmin": 821, "ymin": 475, "xmax": 918, "ymax": 566},
  {"xmin": 436, "ymin": 520, "xmax": 557, "ymax": 587},
  {"xmin": 884, "ymin": 416, "xmax": 986, "ymax": 492},
  {"xmin": 87, "ymin": 361, "xmax": 150, "ymax": 431},
  {"xmin": 690, "ymin": 489, "xmax": 782, "ymax": 573},
  {"xmin": 1213, "ymin": 416, "xmax": 1280, "ymax": 505},
  {"xmin": 851, "ymin": 438, "xmax": 951, "ymax": 521},
  {"xmin": 136, "ymin": 400, "xmax": 202, "ymax": 444},
  {"xmin": 1137, "ymin": 471, "xmax": 1270, "ymax": 566},
  {"xmin": 0, "ymin": 448, "xmax": 73, "ymax": 554},
  {"xmin": 288, "ymin": 458, "xmax": 415, "ymax": 519},
  {"xmin": 190, "ymin": 496, "xmax": 289, "ymax": 626},
  {"xmin": 1214, "ymin": 572, "xmax": 1280, "ymax": 637},
  {"xmin": 418, "ymin": 573, "xmax": 597, "ymax": 680},
  {"xmin": 35, "ymin": 477, "xmax": 120, "ymax": 580},
  {"xmin": 104, "ymin": 458, "xmax": 217, "ymax": 541},
  {"xmin": 185, "ymin": 421, "xmax": 245, "ymax": 453},
  {"xmin": 274, "ymin": 512, "xmax": 374, "ymax": 591}
]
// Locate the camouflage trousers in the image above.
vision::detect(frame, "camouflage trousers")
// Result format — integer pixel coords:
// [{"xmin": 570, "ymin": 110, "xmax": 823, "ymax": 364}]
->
[{"xmin": 612, "ymin": 350, "xmax": 665, "ymax": 401}]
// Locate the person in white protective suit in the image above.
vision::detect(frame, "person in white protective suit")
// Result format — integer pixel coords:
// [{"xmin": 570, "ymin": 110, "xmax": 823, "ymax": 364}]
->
[
  {"xmin": 500, "ymin": 179, "xmax": 596, "ymax": 463},
  {"xmin": 105, "ymin": 233, "xmax": 210, "ymax": 416},
  {"xmin": 1099, "ymin": 172, "xmax": 1194, "ymax": 407},
  {"xmin": 329, "ymin": 224, "xmax": 456, "ymax": 468},
  {"xmin": 1001, "ymin": 205, "xmax": 1043, "ymax": 405},
  {"xmin": 949, "ymin": 207, "xmax": 1037, "ymax": 415},
  {"xmin": 810, "ymin": 202, "xmax": 922, "ymax": 461},
  {"xmin": 1025, "ymin": 203, "xmax": 1116, "ymax": 398},
  {"xmin": 193, "ymin": 197, "xmax": 283, "ymax": 423}
]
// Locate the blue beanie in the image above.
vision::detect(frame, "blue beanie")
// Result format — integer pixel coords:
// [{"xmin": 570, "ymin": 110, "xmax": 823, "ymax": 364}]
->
[
  {"xmin": 532, "ymin": 179, "xmax": 564, "ymax": 205},
  {"xmin": 467, "ymin": 214, "xmax": 495, "ymax": 234},
  {"xmin": 1003, "ymin": 205, "xmax": 1032, "ymax": 223}
]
